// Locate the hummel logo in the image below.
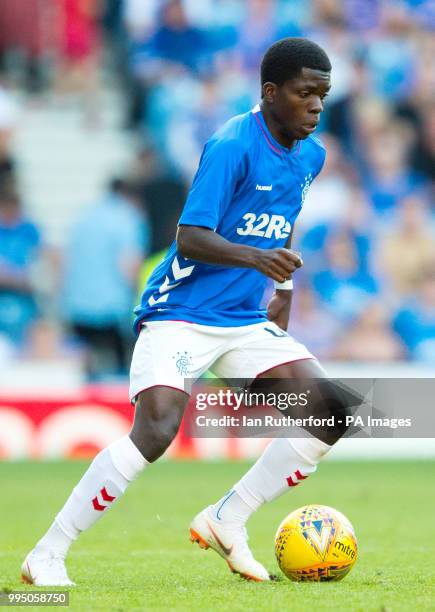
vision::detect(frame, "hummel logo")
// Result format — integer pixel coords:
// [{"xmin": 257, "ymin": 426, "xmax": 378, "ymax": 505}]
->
[
  {"xmin": 256, "ymin": 184, "xmax": 272, "ymax": 191},
  {"xmin": 92, "ymin": 486, "xmax": 116, "ymax": 511}
]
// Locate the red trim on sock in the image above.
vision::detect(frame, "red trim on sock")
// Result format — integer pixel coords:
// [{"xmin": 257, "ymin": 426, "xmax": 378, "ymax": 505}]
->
[
  {"xmin": 286, "ymin": 475, "xmax": 299, "ymax": 487},
  {"xmin": 92, "ymin": 496, "xmax": 106, "ymax": 511},
  {"xmin": 101, "ymin": 487, "xmax": 116, "ymax": 502},
  {"xmin": 294, "ymin": 469, "xmax": 307, "ymax": 480},
  {"xmin": 286, "ymin": 470, "xmax": 309, "ymax": 487}
]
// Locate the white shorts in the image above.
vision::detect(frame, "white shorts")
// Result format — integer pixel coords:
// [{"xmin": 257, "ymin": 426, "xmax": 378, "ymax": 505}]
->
[{"xmin": 129, "ymin": 320, "xmax": 315, "ymax": 401}]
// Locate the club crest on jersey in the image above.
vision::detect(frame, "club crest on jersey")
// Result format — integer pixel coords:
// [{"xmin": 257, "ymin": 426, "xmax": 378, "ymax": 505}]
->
[
  {"xmin": 300, "ymin": 173, "xmax": 313, "ymax": 206},
  {"xmin": 173, "ymin": 351, "xmax": 193, "ymax": 376}
]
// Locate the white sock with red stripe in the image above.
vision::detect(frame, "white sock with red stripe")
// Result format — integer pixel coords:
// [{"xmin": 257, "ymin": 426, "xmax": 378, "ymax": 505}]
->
[
  {"xmin": 212, "ymin": 435, "xmax": 331, "ymax": 526},
  {"xmin": 34, "ymin": 436, "xmax": 148, "ymax": 557}
]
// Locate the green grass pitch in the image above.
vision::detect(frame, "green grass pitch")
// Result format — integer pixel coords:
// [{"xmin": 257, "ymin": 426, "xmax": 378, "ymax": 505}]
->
[{"xmin": 1, "ymin": 460, "xmax": 435, "ymax": 611}]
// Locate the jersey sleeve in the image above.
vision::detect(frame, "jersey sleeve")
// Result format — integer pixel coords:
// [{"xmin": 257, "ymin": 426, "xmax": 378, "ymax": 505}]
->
[
  {"xmin": 311, "ymin": 136, "xmax": 327, "ymax": 179},
  {"xmin": 314, "ymin": 148, "xmax": 326, "ymax": 178},
  {"xmin": 178, "ymin": 137, "xmax": 247, "ymax": 230}
]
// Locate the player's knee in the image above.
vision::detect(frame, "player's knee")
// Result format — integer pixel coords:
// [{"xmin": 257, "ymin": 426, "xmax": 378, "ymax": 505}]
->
[
  {"xmin": 130, "ymin": 391, "xmax": 186, "ymax": 462},
  {"xmin": 131, "ymin": 415, "xmax": 180, "ymax": 462},
  {"xmin": 141, "ymin": 427, "xmax": 175, "ymax": 462},
  {"xmin": 310, "ymin": 380, "xmax": 359, "ymax": 444},
  {"xmin": 150, "ymin": 408, "xmax": 182, "ymax": 450}
]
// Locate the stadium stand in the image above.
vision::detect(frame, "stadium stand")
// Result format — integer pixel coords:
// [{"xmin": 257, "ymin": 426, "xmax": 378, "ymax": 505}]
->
[{"xmin": 0, "ymin": 0, "xmax": 433, "ymax": 377}]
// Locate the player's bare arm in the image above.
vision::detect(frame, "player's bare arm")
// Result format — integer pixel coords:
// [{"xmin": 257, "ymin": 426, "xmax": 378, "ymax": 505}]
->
[
  {"xmin": 176, "ymin": 224, "xmax": 302, "ymax": 283},
  {"xmin": 266, "ymin": 225, "xmax": 297, "ymax": 330}
]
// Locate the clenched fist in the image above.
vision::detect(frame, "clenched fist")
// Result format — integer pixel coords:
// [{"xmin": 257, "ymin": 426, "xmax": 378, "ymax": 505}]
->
[{"xmin": 253, "ymin": 248, "xmax": 303, "ymax": 282}]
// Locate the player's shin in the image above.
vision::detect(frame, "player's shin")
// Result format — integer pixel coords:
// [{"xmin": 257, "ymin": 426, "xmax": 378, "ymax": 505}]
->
[
  {"xmin": 35, "ymin": 435, "xmax": 148, "ymax": 556},
  {"xmin": 212, "ymin": 378, "xmax": 358, "ymax": 526},
  {"xmin": 212, "ymin": 435, "xmax": 331, "ymax": 526}
]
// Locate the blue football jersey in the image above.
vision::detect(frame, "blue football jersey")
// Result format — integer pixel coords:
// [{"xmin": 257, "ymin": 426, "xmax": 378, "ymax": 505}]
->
[{"xmin": 134, "ymin": 105, "xmax": 326, "ymax": 330}]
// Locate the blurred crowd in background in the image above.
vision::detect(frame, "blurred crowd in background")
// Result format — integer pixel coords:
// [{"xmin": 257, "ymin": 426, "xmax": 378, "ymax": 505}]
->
[{"xmin": 0, "ymin": 0, "xmax": 434, "ymax": 379}]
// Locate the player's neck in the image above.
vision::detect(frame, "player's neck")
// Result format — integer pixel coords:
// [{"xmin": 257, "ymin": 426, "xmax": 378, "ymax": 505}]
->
[{"xmin": 260, "ymin": 103, "xmax": 296, "ymax": 150}]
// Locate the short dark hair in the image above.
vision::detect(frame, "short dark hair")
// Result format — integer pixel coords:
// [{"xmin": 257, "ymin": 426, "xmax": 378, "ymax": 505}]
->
[{"xmin": 261, "ymin": 38, "xmax": 331, "ymax": 86}]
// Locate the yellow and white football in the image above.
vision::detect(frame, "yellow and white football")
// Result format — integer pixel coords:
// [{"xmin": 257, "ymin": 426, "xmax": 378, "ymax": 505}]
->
[{"xmin": 275, "ymin": 504, "xmax": 357, "ymax": 582}]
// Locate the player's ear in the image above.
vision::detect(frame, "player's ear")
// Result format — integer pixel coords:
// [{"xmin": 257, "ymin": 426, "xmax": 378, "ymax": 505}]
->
[{"xmin": 262, "ymin": 82, "xmax": 277, "ymax": 103}]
